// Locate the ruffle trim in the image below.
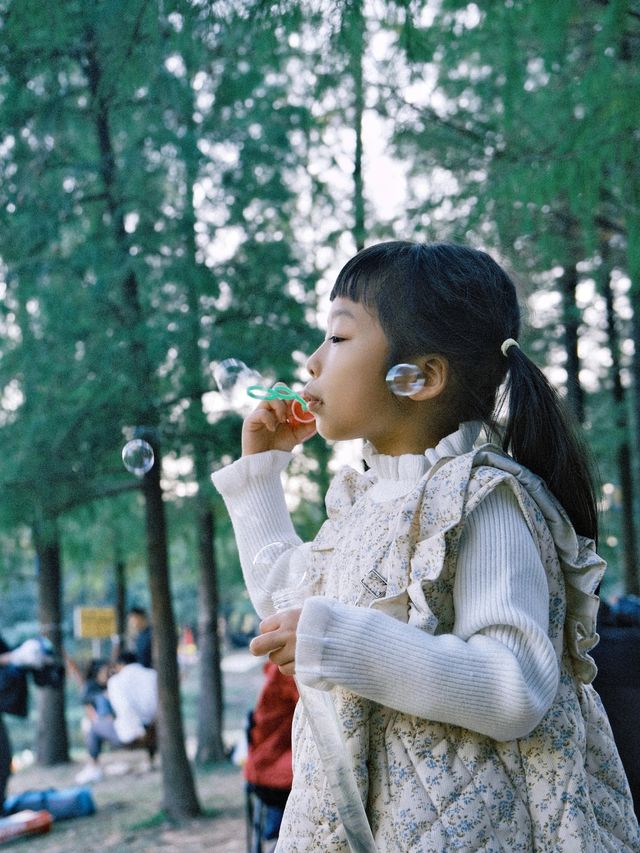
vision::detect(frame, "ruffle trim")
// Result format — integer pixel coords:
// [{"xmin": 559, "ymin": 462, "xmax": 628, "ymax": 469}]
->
[{"xmin": 474, "ymin": 447, "xmax": 606, "ymax": 684}]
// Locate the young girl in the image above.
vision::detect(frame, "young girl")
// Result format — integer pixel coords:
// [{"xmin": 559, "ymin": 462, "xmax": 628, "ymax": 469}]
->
[{"xmin": 212, "ymin": 242, "xmax": 639, "ymax": 851}]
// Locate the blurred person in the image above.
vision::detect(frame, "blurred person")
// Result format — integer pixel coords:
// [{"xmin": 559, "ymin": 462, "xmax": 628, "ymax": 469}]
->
[
  {"xmin": 73, "ymin": 658, "xmax": 114, "ymax": 780},
  {"xmin": 0, "ymin": 635, "xmax": 30, "ymax": 807},
  {"xmin": 75, "ymin": 652, "xmax": 157, "ymax": 784},
  {"xmin": 127, "ymin": 606, "xmax": 152, "ymax": 668},
  {"xmin": 245, "ymin": 661, "xmax": 298, "ymax": 853}
]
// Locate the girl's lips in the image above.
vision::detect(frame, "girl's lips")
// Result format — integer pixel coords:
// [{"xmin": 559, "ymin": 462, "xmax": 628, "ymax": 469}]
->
[{"xmin": 302, "ymin": 392, "xmax": 321, "ymax": 412}]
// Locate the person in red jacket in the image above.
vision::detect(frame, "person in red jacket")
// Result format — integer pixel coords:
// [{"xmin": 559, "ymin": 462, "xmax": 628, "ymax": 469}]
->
[{"xmin": 244, "ymin": 662, "xmax": 298, "ymax": 853}]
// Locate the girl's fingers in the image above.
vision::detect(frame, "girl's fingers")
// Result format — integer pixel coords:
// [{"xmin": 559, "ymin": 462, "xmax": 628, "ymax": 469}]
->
[
  {"xmin": 249, "ymin": 608, "xmax": 301, "ymax": 658},
  {"xmin": 242, "ymin": 396, "xmax": 315, "ymax": 454},
  {"xmin": 246, "ymin": 408, "xmax": 282, "ymax": 433},
  {"xmin": 249, "ymin": 629, "xmax": 283, "ymax": 657}
]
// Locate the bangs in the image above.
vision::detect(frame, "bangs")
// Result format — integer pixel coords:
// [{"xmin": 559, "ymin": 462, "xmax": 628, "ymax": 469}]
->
[
  {"xmin": 329, "ymin": 241, "xmax": 418, "ymax": 311},
  {"xmin": 329, "ymin": 252, "xmax": 382, "ymax": 308}
]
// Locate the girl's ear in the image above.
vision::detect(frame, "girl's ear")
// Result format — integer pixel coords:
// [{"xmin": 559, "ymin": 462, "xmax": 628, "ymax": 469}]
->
[{"xmin": 408, "ymin": 355, "xmax": 449, "ymax": 401}]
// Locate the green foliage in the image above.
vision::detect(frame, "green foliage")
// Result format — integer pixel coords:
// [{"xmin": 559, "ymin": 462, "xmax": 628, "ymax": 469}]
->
[
  {"xmin": 1, "ymin": 0, "xmax": 638, "ymax": 611},
  {"xmin": 0, "ymin": 0, "xmax": 336, "ymax": 626}
]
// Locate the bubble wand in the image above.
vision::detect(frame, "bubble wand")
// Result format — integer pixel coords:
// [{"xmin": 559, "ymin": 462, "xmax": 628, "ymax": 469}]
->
[{"xmin": 246, "ymin": 383, "xmax": 316, "ymax": 424}]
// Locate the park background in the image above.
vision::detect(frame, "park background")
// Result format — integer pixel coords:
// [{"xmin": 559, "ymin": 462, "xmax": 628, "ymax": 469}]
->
[{"xmin": 0, "ymin": 0, "xmax": 638, "ymax": 843}]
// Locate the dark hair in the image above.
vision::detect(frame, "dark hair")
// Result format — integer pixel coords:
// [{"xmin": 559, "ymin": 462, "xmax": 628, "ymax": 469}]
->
[
  {"xmin": 116, "ymin": 651, "xmax": 138, "ymax": 666},
  {"xmin": 330, "ymin": 241, "xmax": 598, "ymax": 540},
  {"xmin": 84, "ymin": 658, "xmax": 108, "ymax": 681},
  {"xmin": 128, "ymin": 606, "xmax": 148, "ymax": 618}
]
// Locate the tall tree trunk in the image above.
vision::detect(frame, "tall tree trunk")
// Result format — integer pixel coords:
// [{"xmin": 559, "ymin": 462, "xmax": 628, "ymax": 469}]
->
[
  {"xmin": 177, "ymin": 49, "xmax": 226, "ymax": 762},
  {"xmin": 348, "ymin": 0, "xmax": 366, "ymax": 252},
  {"xmin": 601, "ymin": 245, "xmax": 639, "ymax": 595},
  {"xmin": 195, "ymin": 492, "xmax": 225, "ymax": 764},
  {"xmin": 34, "ymin": 517, "xmax": 69, "ymax": 765},
  {"xmin": 85, "ymin": 31, "xmax": 201, "ymax": 817},
  {"xmin": 141, "ymin": 430, "xmax": 201, "ymax": 817},
  {"xmin": 559, "ymin": 259, "xmax": 584, "ymax": 423},
  {"xmin": 115, "ymin": 558, "xmax": 127, "ymax": 648},
  {"xmin": 629, "ymin": 276, "xmax": 640, "ymax": 588}
]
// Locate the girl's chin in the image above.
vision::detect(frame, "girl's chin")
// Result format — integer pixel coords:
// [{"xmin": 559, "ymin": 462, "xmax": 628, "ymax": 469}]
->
[{"xmin": 313, "ymin": 419, "xmax": 359, "ymax": 444}]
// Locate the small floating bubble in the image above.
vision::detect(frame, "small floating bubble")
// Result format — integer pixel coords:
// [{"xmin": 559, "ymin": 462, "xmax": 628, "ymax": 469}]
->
[
  {"xmin": 252, "ymin": 541, "xmax": 295, "ymax": 572},
  {"xmin": 122, "ymin": 439, "xmax": 154, "ymax": 477},
  {"xmin": 385, "ymin": 363, "xmax": 425, "ymax": 396}
]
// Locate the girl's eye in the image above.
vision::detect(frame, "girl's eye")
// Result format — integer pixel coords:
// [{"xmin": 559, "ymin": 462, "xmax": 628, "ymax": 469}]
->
[{"xmin": 327, "ymin": 335, "xmax": 345, "ymax": 344}]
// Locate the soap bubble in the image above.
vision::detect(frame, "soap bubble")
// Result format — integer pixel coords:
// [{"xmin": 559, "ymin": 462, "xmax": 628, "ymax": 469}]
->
[
  {"xmin": 213, "ymin": 358, "xmax": 262, "ymax": 410},
  {"xmin": 253, "ymin": 542, "xmax": 312, "ymax": 610},
  {"xmin": 252, "ymin": 541, "xmax": 295, "ymax": 572},
  {"xmin": 252, "ymin": 542, "xmax": 310, "ymax": 610},
  {"xmin": 122, "ymin": 438, "xmax": 154, "ymax": 477},
  {"xmin": 385, "ymin": 363, "xmax": 425, "ymax": 396},
  {"xmin": 272, "ymin": 576, "xmax": 310, "ymax": 611}
]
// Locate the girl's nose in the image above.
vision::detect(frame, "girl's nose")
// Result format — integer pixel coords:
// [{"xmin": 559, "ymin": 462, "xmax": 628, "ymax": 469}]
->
[{"xmin": 306, "ymin": 345, "xmax": 321, "ymax": 377}]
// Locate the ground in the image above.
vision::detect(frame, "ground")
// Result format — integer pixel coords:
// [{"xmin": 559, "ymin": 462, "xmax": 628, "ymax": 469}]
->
[
  {"xmin": 3, "ymin": 753, "xmax": 248, "ymax": 851},
  {"xmin": 2, "ymin": 649, "xmax": 265, "ymax": 851}
]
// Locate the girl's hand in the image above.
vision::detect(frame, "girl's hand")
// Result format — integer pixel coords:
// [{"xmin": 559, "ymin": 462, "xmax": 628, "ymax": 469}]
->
[
  {"xmin": 249, "ymin": 607, "xmax": 301, "ymax": 676},
  {"xmin": 242, "ymin": 396, "xmax": 316, "ymax": 455}
]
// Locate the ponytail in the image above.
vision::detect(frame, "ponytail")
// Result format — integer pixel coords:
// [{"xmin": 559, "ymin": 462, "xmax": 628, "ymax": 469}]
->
[{"xmin": 501, "ymin": 347, "xmax": 598, "ymax": 542}]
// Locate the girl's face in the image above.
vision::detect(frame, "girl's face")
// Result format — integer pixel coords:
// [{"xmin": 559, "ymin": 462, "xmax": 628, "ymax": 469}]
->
[{"xmin": 305, "ymin": 297, "xmax": 418, "ymax": 454}]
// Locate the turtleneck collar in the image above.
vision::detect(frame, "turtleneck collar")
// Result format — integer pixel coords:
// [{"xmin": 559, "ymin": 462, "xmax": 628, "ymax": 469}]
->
[{"xmin": 363, "ymin": 421, "xmax": 482, "ymax": 502}]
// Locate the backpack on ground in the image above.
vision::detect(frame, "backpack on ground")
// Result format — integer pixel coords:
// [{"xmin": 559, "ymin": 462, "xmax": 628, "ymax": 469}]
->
[{"xmin": 3, "ymin": 786, "xmax": 96, "ymax": 821}]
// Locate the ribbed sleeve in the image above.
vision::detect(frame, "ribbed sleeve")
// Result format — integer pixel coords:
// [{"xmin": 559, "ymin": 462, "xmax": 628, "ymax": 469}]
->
[
  {"xmin": 296, "ymin": 484, "xmax": 559, "ymax": 741},
  {"xmin": 211, "ymin": 451, "xmax": 304, "ymax": 616}
]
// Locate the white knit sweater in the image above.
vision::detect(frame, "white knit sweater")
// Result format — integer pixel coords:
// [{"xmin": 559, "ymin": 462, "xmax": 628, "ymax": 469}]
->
[{"xmin": 211, "ymin": 425, "xmax": 559, "ymax": 741}]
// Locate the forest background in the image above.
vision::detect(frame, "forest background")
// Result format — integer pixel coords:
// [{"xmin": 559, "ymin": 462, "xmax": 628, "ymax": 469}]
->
[{"xmin": 0, "ymin": 0, "xmax": 638, "ymax": 820}]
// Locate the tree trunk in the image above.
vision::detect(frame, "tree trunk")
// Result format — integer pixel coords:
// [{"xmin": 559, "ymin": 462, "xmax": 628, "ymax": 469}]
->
[
  {"xmin": 141, "ymin": 432, "xmax": 201, "ymax": 818},
  {"xmin": 85, "ymin": 32, "xmax": 201, "ymax": 818},
  {"xmin": 601, "ymin": 245, "xmax": 639, "ymax": 595},
  {"xmin": 559, "ymin": 260, "xmax": 584, "ymax": 423},
  {"xmin": 34, "ymin": 518, "xmax": 69, "ymax": 766},
  {"xmin": 195, "ymin": 492, "xmax": 226, "ymax": 764},
  {"xmin": 629, "ymin": 276, "xmax": 640, "ymax": 591},
  {"xmin": 176, "ymin": 62, "xmax": 226, "ymax": 763},
  {"xmin": 349, "ymin": 0, "xmax": 366, "ymax": 252},
  {"xmin": 115, "ymin": 559, "xmax": 127, "ymax": 649}
]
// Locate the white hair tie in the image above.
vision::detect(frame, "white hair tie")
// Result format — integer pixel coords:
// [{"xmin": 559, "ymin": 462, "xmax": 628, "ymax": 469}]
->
[{"xmin": 501, "ymin": 338, "xmax": 520, "ymax": 357}]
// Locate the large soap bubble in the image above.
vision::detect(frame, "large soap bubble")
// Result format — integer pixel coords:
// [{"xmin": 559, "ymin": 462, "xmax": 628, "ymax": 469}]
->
[
  {"xmin": 252, "ymin": 541, "xmax": 310, "ymax": 610},
  {"xmin": 213, "ymin": 358, "xmax": 262, "ymax": 411}
]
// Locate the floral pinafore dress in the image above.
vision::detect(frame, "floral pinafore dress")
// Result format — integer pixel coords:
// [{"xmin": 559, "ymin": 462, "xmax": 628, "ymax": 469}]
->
[{"xmin": 277, "ymin": 446, "xmax": 640, "ymax": 852}]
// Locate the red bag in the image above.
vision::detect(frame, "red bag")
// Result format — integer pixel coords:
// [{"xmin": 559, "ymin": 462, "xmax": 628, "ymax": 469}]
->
[{"xmin": 0, "ymin": 809, "xmax": 53, "ymax": 843}]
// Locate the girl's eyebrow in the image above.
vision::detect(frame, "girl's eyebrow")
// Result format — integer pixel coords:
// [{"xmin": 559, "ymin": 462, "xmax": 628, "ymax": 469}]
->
[{"xmin": 329, "ymin": 308, "xmax": 355, "ymax": 321}]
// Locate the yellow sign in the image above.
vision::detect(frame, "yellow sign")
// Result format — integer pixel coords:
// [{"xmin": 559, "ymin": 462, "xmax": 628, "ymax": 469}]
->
[{"xmin": 74, "ymin": 607, "xmax": 117, "ymax": 639}]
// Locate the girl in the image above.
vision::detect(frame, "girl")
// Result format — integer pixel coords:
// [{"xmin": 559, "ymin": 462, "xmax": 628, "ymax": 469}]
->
[{"xmin": 212, "ymin": 242, "xmax": 639, "ymax": 851}]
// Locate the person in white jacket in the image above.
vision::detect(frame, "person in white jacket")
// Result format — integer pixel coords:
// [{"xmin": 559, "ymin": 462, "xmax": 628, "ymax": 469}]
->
[
  {"xmin": 75, "ymin": 652, "xmax": 157, "ymax": 784},
  {"xmin": 107, "ymin": 653, "xmax": 157, "ymax": 744}
]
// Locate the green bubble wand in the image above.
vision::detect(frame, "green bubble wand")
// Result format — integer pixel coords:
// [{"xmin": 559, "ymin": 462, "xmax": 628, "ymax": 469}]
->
[{"xmin": 247, "ymin": 383, "xmax": 316, "ymax": 424}]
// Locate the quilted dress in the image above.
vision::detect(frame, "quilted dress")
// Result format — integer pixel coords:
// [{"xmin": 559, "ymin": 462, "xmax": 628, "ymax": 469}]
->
[{"xmin": 272, "ymin": 442, "xmax": 640, "ymax": 852}]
